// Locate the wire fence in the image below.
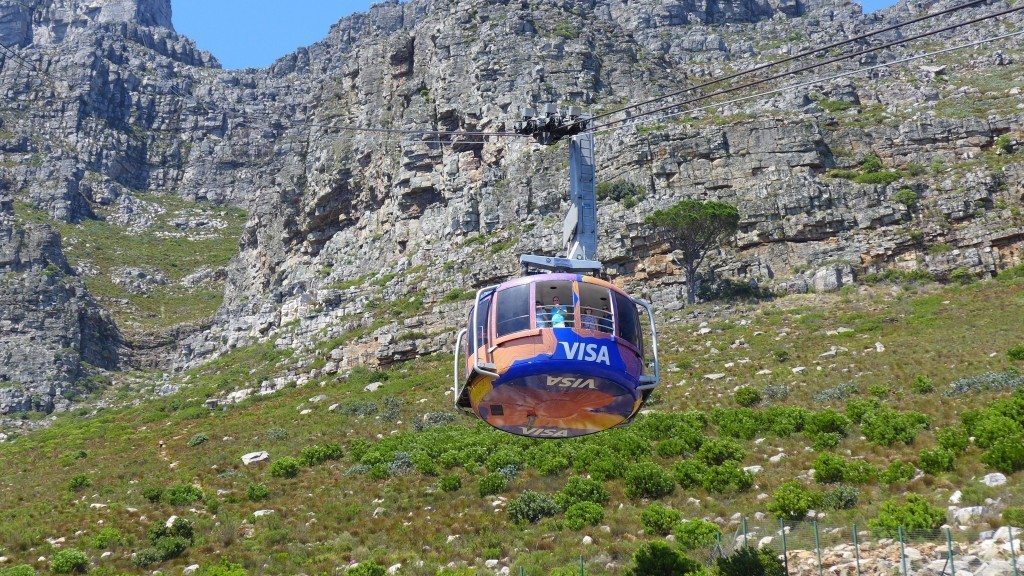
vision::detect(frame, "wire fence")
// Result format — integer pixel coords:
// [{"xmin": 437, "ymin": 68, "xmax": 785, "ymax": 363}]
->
[
  {"xmin": 509, "ymin": 521, "xmax": 1023, "ymax": 576},
  {"xmin": 711, "ymin": 519, "xmax": 1024, "ymax": 576}
]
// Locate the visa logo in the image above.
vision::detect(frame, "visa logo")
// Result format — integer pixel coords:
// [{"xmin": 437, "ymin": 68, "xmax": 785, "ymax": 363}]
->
[
  {"xmin": 520, "ymin": 427, "xmax": 569, "ymax": 437},
  {"xmin": 559, "ymin": 342, "xmax": 611, "ymax": 365},
  {"xmin": 547, "ymin": 376, "xmax": 597, "ymax": 389}
]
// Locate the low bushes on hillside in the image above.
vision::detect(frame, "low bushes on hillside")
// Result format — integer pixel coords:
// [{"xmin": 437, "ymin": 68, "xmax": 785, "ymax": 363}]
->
[
  {"xmin": 639, "ymin": 503, "xmax": 681, "ymax": 536},
  {"xmin": 767, "ymin": 482, "xmax": 818, "ymax": 520},
  {"xmin": 50, "ymin": 549, "xmax": 89, "ymax": 574},
  {"xmin": 626, "ymin": 541, "xmax": 703, "ymax": 576},
  {"xmin": 868, "ymin": 495, "xmax": 946, "ymax": 537},
  {"xmin": 507, "ymin": 491, "xmax": 559, "ymax": 524},
  {"xmin": 624, "ymin": 463, "xmax": 675, "ymax": 499}
]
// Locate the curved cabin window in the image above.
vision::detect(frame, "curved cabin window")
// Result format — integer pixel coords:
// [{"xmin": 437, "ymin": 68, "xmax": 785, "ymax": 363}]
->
[
  {"xmin": 535, "ymin": 280, "xmax": 575, "ymax": 328},
  {"xmin": 495, "ymin": 284, "xmax": 531, "ymax": 337},
  {"xmin": 578, "ymin": 282, "xmax": 614, "ymax": 334},
  {"xmin": 474, "ymin": 292, "xmax": 493, "ymax": 350},
  {"xmin": 614, "ymin": 292, "xmax": 643, "ymax": 352}
]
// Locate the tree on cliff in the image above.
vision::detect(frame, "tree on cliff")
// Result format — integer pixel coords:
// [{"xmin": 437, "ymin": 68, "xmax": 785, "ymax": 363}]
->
[{"xmin": 646, "ymin": 199, "xmax": 740, "ymax": 305}]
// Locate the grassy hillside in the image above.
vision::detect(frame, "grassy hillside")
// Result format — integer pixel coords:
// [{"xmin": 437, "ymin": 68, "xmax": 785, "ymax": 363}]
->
[
  {"xmin": 14, "ymin": 194, "xmax": 247, "ymax": 333},
  {"xmin": 1, "ymin": 269, "xmax": 1024, "ymax": 575}
]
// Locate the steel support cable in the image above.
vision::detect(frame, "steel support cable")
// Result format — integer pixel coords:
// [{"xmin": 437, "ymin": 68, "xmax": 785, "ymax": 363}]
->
[
  {"xmin": 593, "ymin": 28, "xmax": 1024, "ymax": 137},
  {"xmin": 592, "ymin": 4, "xmax": 1024, "ymax": 132},
  {"xmin": 591, "ymin": 0, "xmax": 993, "ymax": 122}
]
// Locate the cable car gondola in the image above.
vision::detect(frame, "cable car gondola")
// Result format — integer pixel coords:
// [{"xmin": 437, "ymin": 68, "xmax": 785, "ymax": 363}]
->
[{"xmin": 452, "ymin": 107, "xmax": 661, "ymax": 438}]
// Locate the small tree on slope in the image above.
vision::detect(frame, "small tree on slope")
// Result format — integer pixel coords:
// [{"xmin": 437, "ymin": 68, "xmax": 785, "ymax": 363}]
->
[{"xmin": 646, "ymin": 199, "xmax": 741, "ymax": 304}]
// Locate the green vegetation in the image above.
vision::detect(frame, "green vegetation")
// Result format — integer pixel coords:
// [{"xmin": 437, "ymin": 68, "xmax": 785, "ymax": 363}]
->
[
  {"xmin": 647, "ymin": 200, "xmax": 740, "ymax": 304},
  {"xmin": 13, "ymin": 194, "xmax": 246, "ymax": 331},
  {"xmin": 827, "ymin": 154, "xmax": 903, "ymax": 186},
  {"xmin": 2, "ymin": 274, "xmax": 1024, "ymax": 572},
  {"xmin": 597, "ymin": 181, "xmax": 645, "ymax": 209},
  {"xmin": 50, "ymin": 549, "xmax": 89, "ymax": 574}
]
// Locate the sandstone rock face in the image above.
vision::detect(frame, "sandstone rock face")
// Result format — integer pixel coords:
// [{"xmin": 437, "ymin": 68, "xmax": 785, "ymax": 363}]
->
[
  {"xmin": 0, "ymin": 0, "xmax": 1023, "ymax": 404},
  {"xmin": 0, "ymin": 188, "xmax": 121, "ymax": 414}
]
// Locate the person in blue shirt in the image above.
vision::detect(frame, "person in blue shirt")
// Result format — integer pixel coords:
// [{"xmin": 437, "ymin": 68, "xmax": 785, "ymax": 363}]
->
[{"xmin": 550, "ymin": 296, "xmax": 567, "ymax": 327}]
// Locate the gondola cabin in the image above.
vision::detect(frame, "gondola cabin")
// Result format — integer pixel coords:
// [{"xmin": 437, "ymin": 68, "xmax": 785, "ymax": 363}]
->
[{"xmin": 454, "ymin": 273, "xmax": 660, "ymax": 438}]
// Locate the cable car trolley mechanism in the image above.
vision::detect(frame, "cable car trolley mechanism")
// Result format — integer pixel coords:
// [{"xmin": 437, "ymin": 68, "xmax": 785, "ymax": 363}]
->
[{"xmin": 453, "ymin": 106, "xmax": 661, "ymax": 439}]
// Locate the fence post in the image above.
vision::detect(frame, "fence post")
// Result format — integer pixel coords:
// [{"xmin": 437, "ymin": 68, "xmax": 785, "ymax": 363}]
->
[
  {"xmin": 519, "ymin": 568, "xmax": 525, "ymax": 576},
  {"xmin": 898, "ymin": 527, "xmax": 908, "ymax": 576},
  {"xmin": 780, "ymin": 518, "xmax": 790, "ymax": 576},
  {"xmin": 743, "ymin": 516, "xmax": 749, "ymax": 547},
  {"xmin": 946, "ymin": 527, "xmax": 956, "ymax": 576},
  {"xmin": 853, "ymin": 524, "xmax": 862, "ymax": 576},
  {"xmin": 814, "ymin": 520, "xmax": 824, "ymax": 576},
  {"xmin": 579, "ymin": 555, "xmax": 584, "ymax": 576},
  {"xmin": 1009, "ymin": 526, "xmax": 1020, "ymax": 576}
]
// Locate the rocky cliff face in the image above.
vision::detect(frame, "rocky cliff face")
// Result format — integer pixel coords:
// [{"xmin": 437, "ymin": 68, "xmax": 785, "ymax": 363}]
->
[
  {"xmin": 1, "ymin": 0, "xmax": 1022, "ymax": 411},
  {"xmin": 0, "ymin": 185, "xmax": 120, "ymax": 414}
]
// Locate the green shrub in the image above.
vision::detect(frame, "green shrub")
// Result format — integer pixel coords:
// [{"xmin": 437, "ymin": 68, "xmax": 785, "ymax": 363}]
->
[
  {"xmin": 772, "ymin": 349, "xmax": 790, "ymax": 363},
  {"xmin": 845, "ymin": 398, "xmax": 881, "ymax": 424},
  {"xmin": 822, "ymin": 485, "xmax": 859, "ymax": 510},
  {"xmin": 554, "ymin": 476, "xmax": 608, "ymax": 510},
  {"xmin": 196, "ymin": 562, "xmax": 249, "ymax": 576},
  {"xmin": 810, "ymin": 432, "xmax": 841, "ymax": 451},
  {"xmin": 918, "ymin": 448, "xmax": 955, "ymax": 475},
  {"xmin": 763, "ymin": 406, "xmax": 805, "ymax": 436},
  {"xmin": 880, "ymin": 461, "xmax": 916, "ymax": 484},
  {"xmin": 767, "ymin": 481, "xmax": 818, "ymax": 520},
  {"xmin": 92, "ymin": 527, "xmax": 122, "ymax": 550},
  {"xmin": 713, "ymin": 408, "xmax": 761, "ymax": 440},
  {"xmin": 674, "ymin": 519, "xmax": 721, "ymax": 550},
  {"xmin": 625, "ymin": 462, "xmax": 675, "ymax": 499},
  {"xmin": 507, "ymin": 491, "xmax": 559, "ymax": 524},
  {"xmin": 596, "ymin": 181, "xmax": 644, "ymax": 205},
  {"xmin": 805, "ymin": 410, "xmax": 850, "ymax": 437},
  {"xmin": 696, "ymin": 438, "xmax": 745, "ymax": 466},
  {"xmin": 1009, "ymin": 346, "xmax": 1024, "ymax": 361},
  {"xmin": 861, "ymin": 154, "xmax": 884, "ymax": 172},
  {"xmin": 936, "ymin": 426, "xmax": 970, "ymax": 454},
  {"xmin": 717, "ymin": 546, "xmax": 786, "ymax": 576},
  {"xmin": 153, "ymin": 535, "xmax": 189, "ymax": 560},
  {"xmin": 564, "ymin": 501, "xmax": 604, "ymax": 530},
  {"xmin": 981, "ymin": 438, "xmax": 1024, "ymax": 473},
  {"xmin": 973, "ymin": 414, "xmax": 1022, "ymax": 449},
  {"xmin": 853, "ymin": 171, "xmax": 902, "ymax": 185},
  {"xmin": 347, "ymin": 562, "xmax": 387, "ymax": 576},
  {"xmin": 734, "ymin": 387, "xmax": 762, "ymax": 407},
  {"xmin": 950, "ymin": 267, "xmax": 975, "ymax": 285},
  {"xmin": 626, "ymin": 541, "xmax": 702, "ymax": 576},
  {"xmin": 478, "ymin": 472, "xmax": 507, "ymax": 497},
  {"xmin": 893, "ymin": 188, "xmax": 919, "ymax": 208},
  {"xmin": 187, "ymin": 433, "xmax": 208, "ymax": 447},
  {"xmin": 142, "ymin": 486, "xmax": 163, "ymax": 503},
  {"xmin": 812, "ymin": 453, "xmax": 848, "ymax": 484},
  {"xmin": 164, "ymin": 483, "xmax": 204, "ymax": 505},
  {"xmin": 672, "ymin": 460, "xmax": 709, "ymax": 489},
  {"xmin": 861, "ymin": 408, "xmax": 930, "ymax": 446},
  {"xmin": 868, "ymin": 495, "xmax": 945, "ymax": 537},
  {"xmin": 299, "ymin": 443, "xmax": 343, "ymax": 466},
  {"xmin": 1003, "ymin": 507, "xmax": 1024, "ymax": 527},
  {"xmin": 700, "ymin": 463, "xmax": 754, "ymax": 493},
  {"xmin": 0, "ymin": 565, "xmax": 35, "ymax": 576},
  {"xmin": 439, "ymin": 475, "xmax": 462, "ymax": 492},
  {"xmin": 912, "ymin": 375, "xmax": 935, "ymax": 394},
  {"xmin": 656, "ymin": 438, "xmax": 690, "ymax": 458},
  {"xmin": 50, "ymin": 549, "xmax": 89, "ymax": 574},
  {"xmin": 68, "ymin": 474, "xmax": 91, "ymax": 492},
  {"xmin": 246, "ymin": 483, "xmax": 268, "ymax": 502},
  {"xmin": 639, "ymin": 503, "xmax": 682, "ymax": 535},
  {"xmin": 269, "ymin": 457, "xmax": 301, "ymax": 479},
  {"xmin": 132, "ymin": 548, "xmax": 163, "ymax": 568}
]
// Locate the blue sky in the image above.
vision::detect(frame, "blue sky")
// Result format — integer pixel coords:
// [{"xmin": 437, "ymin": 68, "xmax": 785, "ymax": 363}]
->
[
  {"xmin": 172, "ymin": 0, "xmax": 374, "ymax": 69},
  {"xmin": 172, "ymin": 0, "xmax": 897, "ymax": 70}
]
